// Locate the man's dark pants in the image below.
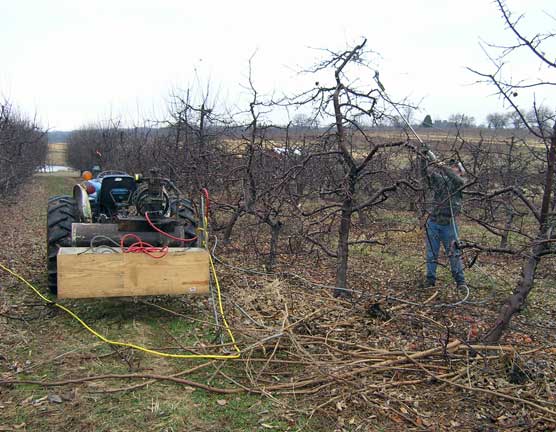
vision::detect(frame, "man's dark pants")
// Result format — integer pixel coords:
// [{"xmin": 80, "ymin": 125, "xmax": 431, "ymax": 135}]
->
[{"xmin": 425, "ymin": 219, "xmax": 465, "ymax": 285}]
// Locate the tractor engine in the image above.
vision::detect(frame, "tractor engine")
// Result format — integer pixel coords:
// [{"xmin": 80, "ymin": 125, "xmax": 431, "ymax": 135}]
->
[
  {"xmin": 68, "ymin": 168, "xmax": 197, "ymax": 250},
  {"xmin": 132, "ymin": 170, "xmax": 170, "ymax": 218}
]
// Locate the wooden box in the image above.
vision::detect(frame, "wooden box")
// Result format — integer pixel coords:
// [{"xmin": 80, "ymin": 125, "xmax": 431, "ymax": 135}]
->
[{"xmin": 57, "ymin": 247, "xmax": 209, "ymax": 299}]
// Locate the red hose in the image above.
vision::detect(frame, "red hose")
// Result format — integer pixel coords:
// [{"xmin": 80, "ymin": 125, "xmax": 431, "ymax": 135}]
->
[
  {"xmin": 145, "ymin": 211, "xmax": 198, "ymax": 243},
  {"xmin": 120, "ymin": 233, "xmax": 169, "ymax": 259},
  {"xmin": 201, "ymin": 188, "xmax": 210, "ymax": 216}
]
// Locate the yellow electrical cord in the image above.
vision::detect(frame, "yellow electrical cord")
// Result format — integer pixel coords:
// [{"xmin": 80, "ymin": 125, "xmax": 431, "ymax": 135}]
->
[{"xmin": 0, "ymin": 245, "xmax": 240, "ymax": 360}]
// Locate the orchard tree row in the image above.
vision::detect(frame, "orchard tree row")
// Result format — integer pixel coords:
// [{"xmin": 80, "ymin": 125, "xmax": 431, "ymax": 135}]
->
[{"xmin": 0, "ymin": 101, "xmax": 47, "ymax": 198}]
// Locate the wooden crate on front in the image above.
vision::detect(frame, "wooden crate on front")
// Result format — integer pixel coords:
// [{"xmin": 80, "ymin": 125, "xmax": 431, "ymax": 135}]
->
[{"xmin": 57, "ymin": 247, "xmax": 209, "ymax": 299}]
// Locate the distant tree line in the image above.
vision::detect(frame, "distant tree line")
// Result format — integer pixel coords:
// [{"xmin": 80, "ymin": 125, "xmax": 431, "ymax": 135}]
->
[
  {"xmin": 47, "ymin": 130, "xmax": 72, "ymax": 143},
  {"xmin": 418, "ymin": 106, "xmax": 555, "ymax": 130}
]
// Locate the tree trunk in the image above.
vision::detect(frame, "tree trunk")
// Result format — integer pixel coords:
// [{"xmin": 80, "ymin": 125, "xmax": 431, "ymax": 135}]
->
[
  {"xmin": 222, "ymin": 207, "xmax": 242, "ymax": 244},
  {"xmin": 499, "ymin": 206, "xmax": 514, "ymax": 249},
  {"xmin": 335, "ymin": 192, "xmax": 354, "ymax": 296},
  {"xmin": 484, "ymin": 124, "xmax": 556, "ymax": 342},
  {"xmin": 484, "ymin": 243, "xmax": 542, "ymax": 342},
  {"xmin": 267, "ymin": 221, "xmax": 283, "ymax": 272},
  {"xmin": 355, "ymin": 198, "xmax": 369, "ymax": 227},
  {"xmin": 329, "ymin": 39, "xmax": 365, "ymax": 297}
]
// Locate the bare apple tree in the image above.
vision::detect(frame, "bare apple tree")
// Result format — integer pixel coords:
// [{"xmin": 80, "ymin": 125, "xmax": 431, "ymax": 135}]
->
[
  {"xmin": 214, "ymin": 57, "xmax": 310, "ymax": 271},
  {"xmin": 468, "ymin": 0, "xmax": 556, "ymax": 342},
  {"xmin": 289, "ymin": 39, "xmax": 416, "ymax": 295}
]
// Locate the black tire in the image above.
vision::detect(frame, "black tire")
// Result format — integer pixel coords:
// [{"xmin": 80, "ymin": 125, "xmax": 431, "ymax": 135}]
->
[
  {"xmin": 47, "ymin": 195, "xmax": 77, "ymax": 295},
  {"xmin": 169, "ymin": 198, "xmax": 198, "ymax": 246},
  {"xmin": 47, "ymin": 195, "xmax": 67, "ymax": 204}
]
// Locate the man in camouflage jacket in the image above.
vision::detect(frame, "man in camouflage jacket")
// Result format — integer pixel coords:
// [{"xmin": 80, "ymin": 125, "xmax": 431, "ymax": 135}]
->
[{"xmin": 424, "ymin": 159, "xmax": 467, "ymax": 290}]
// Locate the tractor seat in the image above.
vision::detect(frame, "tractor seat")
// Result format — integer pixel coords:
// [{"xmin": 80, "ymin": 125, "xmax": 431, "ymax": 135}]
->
[{"xmin": 98, "ymin": 175, "xmax": 136, "ymax": 215}]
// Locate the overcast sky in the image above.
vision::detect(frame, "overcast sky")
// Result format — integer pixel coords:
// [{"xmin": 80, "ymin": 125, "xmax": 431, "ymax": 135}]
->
[{"xmin": 1, "ymin": 0, "xmax": 554, "ymax": 130}]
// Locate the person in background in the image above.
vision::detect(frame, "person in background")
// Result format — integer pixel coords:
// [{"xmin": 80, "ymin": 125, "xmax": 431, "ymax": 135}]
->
[{"xmin": 423, "ymin": 159, "xmax": 467, "ymax": 290}]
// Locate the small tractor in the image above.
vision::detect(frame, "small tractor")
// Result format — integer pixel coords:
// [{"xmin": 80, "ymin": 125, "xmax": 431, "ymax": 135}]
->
[{"xmin": 47, "ymin": 168, "xmax": 209, "ymax": 298}]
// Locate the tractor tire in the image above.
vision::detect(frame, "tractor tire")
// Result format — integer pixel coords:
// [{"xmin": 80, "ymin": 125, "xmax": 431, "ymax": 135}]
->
[
  {"xmin": 169, "ymin": 198, "xmax": 198, "ymax": 246},
  {"xmin": 47, "ymin": 195, "xmax": 77, "ymax": 295},
  {"xmin": 47, "ymin": 195, "xmax": 67, "ymax": 203}
]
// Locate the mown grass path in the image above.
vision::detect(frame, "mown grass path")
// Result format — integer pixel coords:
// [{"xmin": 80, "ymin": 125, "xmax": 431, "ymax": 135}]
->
[{"xmin": 0, "ymin": 176, "xmax": 292, "ymax": 432}]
